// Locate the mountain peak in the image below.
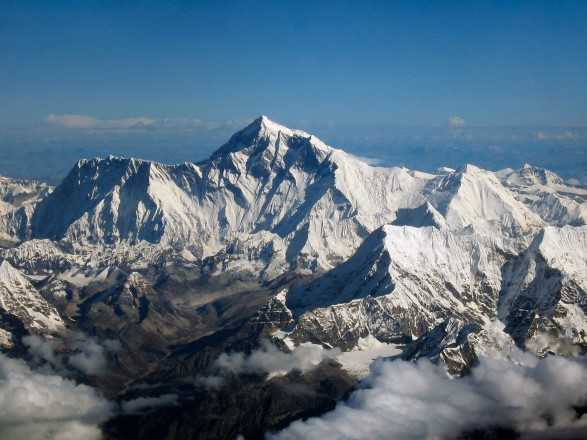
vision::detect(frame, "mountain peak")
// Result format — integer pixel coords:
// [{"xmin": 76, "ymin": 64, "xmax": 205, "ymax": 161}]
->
[
  {"xmin": 211, "ymin": 115, "xmax": 329, "ymax": 160},
  {"xmin": 253, "ymin": 115, "xmax": 306, "ymax": 136},
  {"xmin": 517, "ymin": 163, "xmax": 564, "ymax": 186},
  {"xmin": 457, "ymin": 163, "xmax": 483, "ymax": 175},
  {"xmin": 243, "ymin": 115, "xmax": 312, "ymax": 141}
]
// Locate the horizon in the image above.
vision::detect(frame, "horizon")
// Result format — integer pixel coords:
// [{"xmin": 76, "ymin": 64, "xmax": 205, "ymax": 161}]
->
[
  {"xmin": 1, "ymin": 1, "xmax": 586, "ymax": 183},
  {"xmin": 1, "ymin": 112, "xmax": 586, "ymax": 185},
  {"xmin": 15, "ymin": 114, "xmax": 583, "ymax": 186}
]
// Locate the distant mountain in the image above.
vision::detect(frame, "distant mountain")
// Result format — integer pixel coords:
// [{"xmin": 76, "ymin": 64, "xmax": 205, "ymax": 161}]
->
[
  {"xmin": 0, "ymin": 176, "xmax": 51, "ymax": 244},
  {"xmin": 498, "ymin": 163, "xmax": 587, "ymax": 226}
]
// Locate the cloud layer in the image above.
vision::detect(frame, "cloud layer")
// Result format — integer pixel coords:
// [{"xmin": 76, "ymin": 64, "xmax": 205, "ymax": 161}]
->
[
  {"xmin": 215, "ymin": 340, "xmax": 337, "ymax": 379},
  {"xmin": 46, "ymin": 113, "xmax": 247, "ymax": 132},
  {"xmin": 23, "ymin": 333, "xmax": 120, "ymax": 376},
  {"xmin": 448, "ymin": 115, "xmax": 466, "ymax": 128},
  {"xmin": 0, "ymin": 353, "xmax": 113, "ymax": 440},
  {"xmin": 196, "ymin": 340, "xmax": 339, "ymax": 388},
  {"xmin": 272, "ymin": 356, "xmax": 587, "ymax": 440}
]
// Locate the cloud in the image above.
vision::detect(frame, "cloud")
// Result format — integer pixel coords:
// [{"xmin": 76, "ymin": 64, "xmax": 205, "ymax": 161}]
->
[
  {"xmin": 45, "ymin": 114, "xmax": 247, "ymax": 133},
  {"xmin": 448, "ymin": 115, "xmax": 466, "ymax": 128},
  {"xmin": 271, "ymin": 356, "xmax": 587, "ymax": 440},
  {"xmin": 195, "ymin": 374, "xmax": 225, "ymax": 389},
  {"xmin": 0, "ymin": 353, "xmax": 113, "ymax": 440},
  {"xmin": 536, "ymin": 130, "xmax": 579, "ymax": 141},
  {"xmin": 214, "ymin": 340, "xmax": 337, "ymax": 380},
  {"xmin": 46, "ymin": 114, "xmax": 156, "ymax": 130},
  {"xmin": 121, "ymin": 394, "xmax": 178, "ymax": 414},
  {"xmin": 23, "ymin": 333, "xmax": 120, "ymax": 376},
  {"xmin": 46, "ymin": 114, "xmax": 98, "ymax": 129},
  {"xmin": 67, "ymin": 338, "xmax": 108, "ymax": 376},
  {"xmin": 23, "ymin": 335, "xmax": 63, "ymax": 369},
  {"xmin": 196, "ymin": 340, "xmax": 339, "ymax": 387}
]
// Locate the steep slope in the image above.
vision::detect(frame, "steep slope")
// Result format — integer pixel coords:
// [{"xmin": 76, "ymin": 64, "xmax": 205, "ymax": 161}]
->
[
  {"xmin": 288, "ymin": 225, "xmax": 506, "ymax": 348},
  {"xmin": 400, "ymin": 318, "xmax": 526, "ymax": 375},
  {"xmin": 498, "ymin": 164, "xmax": 587, "ymax": 226},
  {"xmin": 425, "ymin": 164, "xmax": 543, "ymax": 236},
  {"xmin": 0, "ymin": 260, "xmax": 64, "ymax": 334},
  {"xmin": 0, "ymin": 176, "xmax": 51, "ymax": 244},
  {"xmin": 286, "ymin": 221, "xmax": 587, "ymax": 361},
  {"xmin": 499, "ymin": 225, "xmax": 587, "ymax": 352}
]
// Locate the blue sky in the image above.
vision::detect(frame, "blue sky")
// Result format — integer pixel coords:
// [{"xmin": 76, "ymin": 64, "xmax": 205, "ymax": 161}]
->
[{"xmin": 0, "ymin": 0, "xmax": 586, "ymax": 181}]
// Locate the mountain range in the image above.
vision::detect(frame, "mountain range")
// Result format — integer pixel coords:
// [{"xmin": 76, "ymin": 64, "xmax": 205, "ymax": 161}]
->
[{"xmin": 0, "ymin": 116, "xmax": 586, "ymax": 439}]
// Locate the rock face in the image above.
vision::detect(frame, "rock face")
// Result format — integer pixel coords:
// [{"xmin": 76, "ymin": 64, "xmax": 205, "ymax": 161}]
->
[
  {"xmin": 499, "ymin": 226, "xmax": 587, "ymax": 352},
  {"xmin": 0, "ymin": 260, "xmax": 63, "ymax": 333},
  {"xmin": 0, "ymin": 176, "xmax": 51, "ymax": 244},
  {"xmin": 288, "ymin": 225, "xmax": 505, "ymax": 345}
]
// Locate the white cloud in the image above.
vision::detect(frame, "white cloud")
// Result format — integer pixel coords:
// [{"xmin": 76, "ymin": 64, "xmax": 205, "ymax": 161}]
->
[
  {"xmin": 271, "ymin": 356, "xmax": 587, "ymax": 440},
  {"xmin": 24, "ymin": 333, "xmax": 120, "ymax": 376},
  {"xmin": 536, "ymin": 130, "xmax": 579, "ymax": 141},
  {"xmin": 0, "ymin": 353, "xmax": 113, "ymax": 440},
  {"xmin": 46, "ymin": 114, "xmax": 100, "ymax": 129},
  {"xmin": 46, "ymin": 114, "xmax": 156, "ymax": 130},
  {"xmin": 195, "ymin": 374, "xmax": 225, "ymax": 389},
  {"xmin": 45, "ymin": 114, "xmax": 247, "ymax": 132},
  {"xmin": 213, "ymin": 340, "xmax": 338, "ymax": 379},
  {"xmin": 448, "ymin": 115, "xmax": 466, "ymax": 128},
  {"xmin": 23, "ymin": 335, "xmax": 63, "ymax": 369},
  {"xmin": 67, "ymin": 338, "xmax": 108, "ymax": 376},
  {"xmin": 121, "ymin": 394, "xmax": 178, "ymax": 414}
]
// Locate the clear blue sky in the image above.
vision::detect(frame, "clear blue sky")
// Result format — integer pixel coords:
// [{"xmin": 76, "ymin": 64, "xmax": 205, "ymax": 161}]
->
[{"xmin": 0, "ymin": 0, "xmax": 586, "ymax": 181}]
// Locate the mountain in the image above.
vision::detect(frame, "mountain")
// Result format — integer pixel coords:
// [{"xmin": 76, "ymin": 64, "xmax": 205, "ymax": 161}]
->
[
  {"xmin": 499, "ymin": 225, "xmax": 587, "ymax": 352},
  {"xmin": 424, "ymin": 164, "xmax": 543, "ymax": 236},
  {"xmin": 31, "ymin": 116, "xmax": 433, "ymax": 270},
  {"xmin": 0, "ymin": 176, "xmax": 51, "ymax": 244},
  {"xmin": 287, "ymin": 224, "xmax": 506, "ymax": 349},
  {"xmin": 498, "ymin": 164, "xmax": 587, "ymax": 226},
  {"xmin": 4, "ymin": 117, "xmax": 587, "ymax": 358},
  {"xmin": 0, "ymin": 260, "xmax": 63, "ymax": 341},
  {"xmin": 0, "ymin": 116, "xmax": 585, "ymax": 439},
  {"xmin": 30, "ymin": 116, "xmax": 549, "ymax": 274}
]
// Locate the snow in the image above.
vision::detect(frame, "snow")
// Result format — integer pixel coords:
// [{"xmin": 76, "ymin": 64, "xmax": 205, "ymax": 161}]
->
[
  {"xmin": 335, "ymin": 335, "xmax": 403, "ymax": 377},
  {"xmin": 0, "ymin": 260, "xmax": 64, "ymax": 332},
  {"xmin": 0, "ymin": 116, "xmax": 584, "ymax": 368},
  {"xmin": 27, "ymin": 116, "xmax": 580, "ymax": 277},
  {"xmin": 498, "ymin": 164, "xmax": 587, "ymax": 226}
]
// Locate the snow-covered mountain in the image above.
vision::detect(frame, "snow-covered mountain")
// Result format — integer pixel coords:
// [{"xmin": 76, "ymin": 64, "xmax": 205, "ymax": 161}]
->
[
  {"xmin": 29, "ymin": 116, "xmax": 554, "ymax": 274},
  {"xmin": 0, "ymin": 176, "xmax": 51, "ymax": 244},
  {"xmin": 287, "ymin": 224, "xmax": 506, "ymax": 348},
  {"xmin": 284, "ymin": 224, "xmax": 586, "ymax": 371},
  {"xmin": 0, "ymin": 260, "xmax": 63, "ymax": 343},
  {"xmin": 499, "ymin": 225, "xmax": 587, "ymax": 352},
  {"xmin": 498, "ymin": 164, "xmax": 587, "ymax": 226},
  {"xmin": 0, "ymin": 115, "xmax": 585, "ymax": 379},
  {"xmin": 30, "ymin": 116, "xmax": 431, "ymax": 270}
]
